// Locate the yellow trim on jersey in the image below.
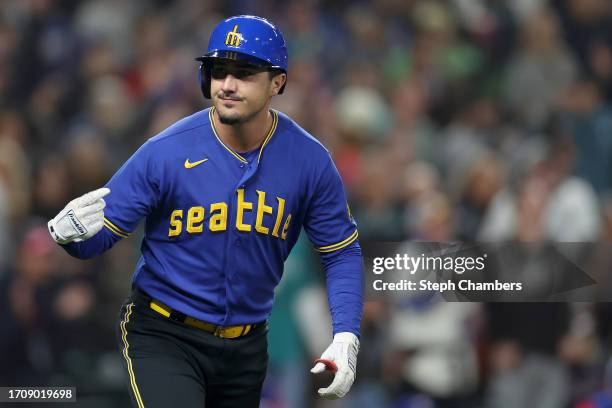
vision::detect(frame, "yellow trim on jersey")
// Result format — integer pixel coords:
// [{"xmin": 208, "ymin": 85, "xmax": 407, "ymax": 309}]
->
[
  {"xmin": 209, "ymin": 107, "xmax": 278, "ymax": 164},
  {"xmin": 120, "ymin": 303, "xmax": 145, "ymax": 408},
  {"xmin": 209, "ymin": 108, "xmax": 247, "ymax": 163},
  {"xmin": 104, "ymin": 217, "xmax": 129, "ymax": 238},
  {"xmin": 257, "ymin": 110, "xmax": 278, "ymax": 163},
  {"xmin": 315, "ymin": 230, "xmax": 359, "ymax": 253}
]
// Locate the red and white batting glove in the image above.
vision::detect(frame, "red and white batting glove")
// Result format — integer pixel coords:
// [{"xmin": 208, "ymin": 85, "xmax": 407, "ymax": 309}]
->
[
  {"xmin": 310, "ymin": 332, "xmax": 359, "ymax": 399},
  {"xmin": 47, "ymin": 188, "xmax": 110, "ymax": 244}
]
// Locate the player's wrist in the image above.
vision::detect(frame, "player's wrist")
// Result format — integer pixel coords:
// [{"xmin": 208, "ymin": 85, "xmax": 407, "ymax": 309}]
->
[{"xmin": 333, "ymin": 332, "xmax": 359, "ymax": 346}]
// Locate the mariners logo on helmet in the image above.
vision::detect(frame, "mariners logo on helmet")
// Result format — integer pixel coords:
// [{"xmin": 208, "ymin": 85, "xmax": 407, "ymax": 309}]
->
[
  {"xmin": 225, "ymin": 25, "xmax": 242, "ymax": 47},
  {"xmin": 195, "ymin": 15, "xmax": 288, "ymax": 99}
]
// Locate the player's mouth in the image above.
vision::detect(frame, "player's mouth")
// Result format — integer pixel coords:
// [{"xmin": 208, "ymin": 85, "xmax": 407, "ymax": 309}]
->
[{"xmin": 219, "ymin": 96, "xmax": 242, "ymax": 107}]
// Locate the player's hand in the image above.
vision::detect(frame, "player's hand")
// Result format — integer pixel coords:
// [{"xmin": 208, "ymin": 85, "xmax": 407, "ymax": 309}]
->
[
  {"xmin": 47, "ymin": 188, "xmax": 110, "ymax": 244},
  {"xmin": 310, "ymin": 332, "xmax": 359, "ymax": 399}
]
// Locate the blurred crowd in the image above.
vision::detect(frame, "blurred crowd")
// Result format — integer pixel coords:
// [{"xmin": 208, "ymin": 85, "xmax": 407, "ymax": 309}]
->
[{"xmin": 1, "ymin": 0, "xmax": 612, "ymax": 407}]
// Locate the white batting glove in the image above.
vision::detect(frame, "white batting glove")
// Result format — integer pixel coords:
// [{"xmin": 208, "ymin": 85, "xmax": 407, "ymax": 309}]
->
[
  {"xmin": 47, "ymin": 188, "xmax": 110, "ymax": 244},
  {"xmin": 310, "ymin": 332, "xmax": 359, "ymax": 399}
]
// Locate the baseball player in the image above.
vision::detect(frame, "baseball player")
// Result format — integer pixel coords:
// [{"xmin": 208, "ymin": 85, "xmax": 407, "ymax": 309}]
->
[{"xmin": 47, "ymin": 15, "xmax": 362, "ymax": 408}]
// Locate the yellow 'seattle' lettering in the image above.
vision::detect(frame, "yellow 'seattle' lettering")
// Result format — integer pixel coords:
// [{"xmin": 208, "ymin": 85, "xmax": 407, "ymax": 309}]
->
[
  {"xmin": 186, "ymin": 206, "xmax": 205, "ymax": 233},
  {"xmin": 272, "ymin": 197, "xmax": 285, "ymax": 238},
  {"xmin": 236, "ymin": 189, "xmax": 253, "ymax": 232},
  {"xmin": 209, "ymin": 202, "xmax": 228, "ymax": 232},
  {"xmin": 281, "ymin": 214, "xmax": 292, "ymax": 240},
  {"xmin": 168, "ymin": 209, "xmax": 183, "ymax": 236},
  {"xmin": 168, "ymin": 189, "xmax": 289, "ymax": 239},
  {"xmin": 255, "ymin": 190, "xmax": 273, "ymax": 235}
]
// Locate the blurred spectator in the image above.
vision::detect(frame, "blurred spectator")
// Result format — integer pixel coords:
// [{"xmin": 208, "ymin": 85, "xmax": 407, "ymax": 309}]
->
[
  {"xmin": 63, "ymin": 128, "xmax": 113, "ymax": 196},
  {"xmin": 0, "ymin": 171, "xmax": 8, "ymax": 271},
  {"xmin": 0, "ymin": 135, "xmax": 31, "ymax": 222},
  {"xmin": 455, "ymin": 153, "xmax": 506, "ymax": 241},
  {"xmin": 0, "ymin": 225, "xmax": 65, "ymax": 384},
  {"xmin": 555, "ymin": 0, "xmax": 612, "ymax": 73},
  {"xmin": 30, "ymin": 154, "xmax": 70, "ymax": 220},
  {"xmin": 383, "ymin": 201, "xmax": 481, "ymax": 407},
  {"xmin": 389, "ymin": 78, "xmax": 439, "ymax": 166},
  {"xmin": 440, "ymin": 95, "xmax": 502, "ymax": 197},
  {"xmin": 351, "ymin": 149, "xmax": 404, "ymax": 241},
  {"xmin": 503, "ymin": 6, "xmax": 577, "ymax": 130},
  {"xmin": 479, "ymin": 139, "xmax": 600, "ymax": 242},
  {"xmin": 335, "ymin": 86, "xmax": 393, "ymax": 143},
  {"xmin": 400, "ymin": 160, "xmax": 442, "ymax": 239},
  {"xmin": 558, "ymin": 78, "xmax": 612, "ymax": 196},
  {"xmin": 485, "ymin": 303, "xmax": 571, "ymax": 408}
]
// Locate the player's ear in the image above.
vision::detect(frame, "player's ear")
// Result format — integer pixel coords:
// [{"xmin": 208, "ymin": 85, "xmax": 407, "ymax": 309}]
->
[{"xmin": 269, "ymin": 72, "xmax": 286, "ymax": 96}]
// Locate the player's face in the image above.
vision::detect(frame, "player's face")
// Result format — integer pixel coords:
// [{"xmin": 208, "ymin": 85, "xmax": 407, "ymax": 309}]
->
[{"xmin": 210, "ymin": 60, "xmax": 284, "ymax": 125}]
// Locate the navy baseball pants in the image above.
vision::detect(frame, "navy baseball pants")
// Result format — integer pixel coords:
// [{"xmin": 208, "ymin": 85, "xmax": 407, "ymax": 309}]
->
[{"xmin": 115, "ymin": 289, "xmax": 268, "ymax": 408}]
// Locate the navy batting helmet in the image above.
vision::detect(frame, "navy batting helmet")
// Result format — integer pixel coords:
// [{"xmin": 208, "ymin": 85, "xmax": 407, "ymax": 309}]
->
[{"xmin": 196, "ymin": 15, "xmax": 288, "ymax": 99}]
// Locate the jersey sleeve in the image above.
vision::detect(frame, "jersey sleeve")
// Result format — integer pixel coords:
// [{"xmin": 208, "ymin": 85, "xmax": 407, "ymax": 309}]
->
[
  {"xmin": 102, "ymin": 140, "xmax": 160, "ymax": 238},
  {"xmin": 304, "ymin": 153, "xmax": 363, "ymax": 337},
  {"xmin": 303, "ymin": 154, "xmax": 358, "ymax": 253}
]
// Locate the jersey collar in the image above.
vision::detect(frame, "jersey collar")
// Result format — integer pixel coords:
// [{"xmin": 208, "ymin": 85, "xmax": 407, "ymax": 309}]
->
[{"xmin": 209, "ymin": 107, "xmax": 278, "ymax": 164}]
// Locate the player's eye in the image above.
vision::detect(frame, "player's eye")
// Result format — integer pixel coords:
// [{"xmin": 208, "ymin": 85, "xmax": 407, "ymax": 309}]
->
[
  {"xmin": 211, "ymin": 66, "xmax": 258, "ymax": 80},
  {"xmin": 211, "ymin": 66, "xmax": 229, "ymax": 79},
  {"xmin": 234, "ymin": 69, "xmax": 255, "ymax": 79}
]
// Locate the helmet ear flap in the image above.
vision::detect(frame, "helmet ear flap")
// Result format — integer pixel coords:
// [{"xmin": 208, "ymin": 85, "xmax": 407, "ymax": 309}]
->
[{"xmin": 199, "ymin": 62, "xmax": 212, "ymax": 99}]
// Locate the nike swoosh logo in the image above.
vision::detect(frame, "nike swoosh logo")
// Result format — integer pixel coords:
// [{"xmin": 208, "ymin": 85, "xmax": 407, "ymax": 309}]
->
[{"xmin": 184, "ymin": 158, "xmax": 209, "ymax": 169}]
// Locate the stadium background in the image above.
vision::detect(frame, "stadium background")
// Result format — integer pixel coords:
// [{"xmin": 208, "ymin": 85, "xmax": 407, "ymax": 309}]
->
[{"xmin": 1, "ymin": 0, "xmax": 612, "ymax": 407}]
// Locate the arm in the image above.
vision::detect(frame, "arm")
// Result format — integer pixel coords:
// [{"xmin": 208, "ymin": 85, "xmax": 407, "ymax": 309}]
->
[
  {"xmin": 61, "ymin": 226, "xmax": 123, "ymax": 259},
  {"xmin": 48, "ymin": 141, "xmax": 159, "ymax": 258},
  {"xmin": 303, "ymin": 153, "xmax": 363, "ymax": 399},
  {"xmin": 319, "ymin": 241, "xmax": 363, "ymax": 337},
  {"xmin": 311, "ymin": 241, "xmax": 362, "ymax": 399}
]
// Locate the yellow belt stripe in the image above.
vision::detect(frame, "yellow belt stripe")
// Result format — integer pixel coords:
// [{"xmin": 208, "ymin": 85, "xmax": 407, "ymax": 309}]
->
[
  {"xmin": 148, "ymin": 299, "xmax": 255, "ymax": 338},
  {"xmin": 315, "ymin": 230, "xmax": 359, "ymax": 253},
  {"xmin": 149, "ymin": 301, "xmax": 171, "ymax": 318},
  {"xmin": 120, "ymin": 303, "xmax": 145, "ymax": 408},
  {"xmin": 104, "ymin": 220, "xmax": 129, "ymax": 238}
]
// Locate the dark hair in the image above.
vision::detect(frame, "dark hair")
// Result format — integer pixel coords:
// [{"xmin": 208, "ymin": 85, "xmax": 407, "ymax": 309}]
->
[{"xmin": 267, "ymin": 69, "xmax": 285, "ymax": 79}]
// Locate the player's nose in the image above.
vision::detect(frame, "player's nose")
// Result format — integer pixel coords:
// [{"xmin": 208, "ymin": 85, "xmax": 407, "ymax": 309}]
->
[{"xmin": 221, "ymin": 74, "xmax": 238, "ymax": 93}]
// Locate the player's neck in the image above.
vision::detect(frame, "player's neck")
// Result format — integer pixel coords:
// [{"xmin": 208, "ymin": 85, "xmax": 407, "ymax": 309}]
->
[{"xmin": 214, "ymin": 106, "xmax": 273, "ymax": 153}]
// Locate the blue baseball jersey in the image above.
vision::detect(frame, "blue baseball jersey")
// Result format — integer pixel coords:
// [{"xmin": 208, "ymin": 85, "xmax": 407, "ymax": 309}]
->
[{"xmin": 64, "ymin": 107, "xmax": 363, "ymax": 336}]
